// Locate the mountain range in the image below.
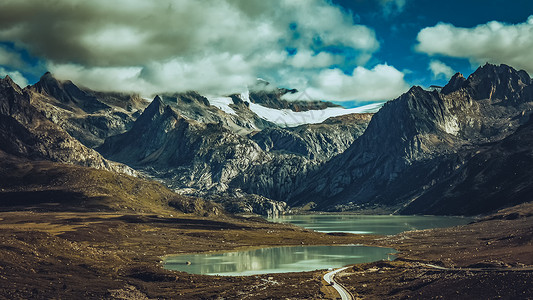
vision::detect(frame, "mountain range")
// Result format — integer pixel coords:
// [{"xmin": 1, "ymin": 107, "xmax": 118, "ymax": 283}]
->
[{"xmin": 1, "ymin": 63, "xmax": 532, "ymax": 216}]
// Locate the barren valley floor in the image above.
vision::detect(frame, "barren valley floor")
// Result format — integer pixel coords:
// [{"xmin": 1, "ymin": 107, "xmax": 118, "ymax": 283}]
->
[{"xmin": 0, "ymin": 203, "xmax": 532, "ymax": 299}]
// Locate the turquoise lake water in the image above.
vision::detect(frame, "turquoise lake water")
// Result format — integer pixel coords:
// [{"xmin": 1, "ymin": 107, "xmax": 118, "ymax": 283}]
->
[
  {"xmin": 163, "ymin": 214, "xmax": 471, "ymax": 275},
  {"xmin": 163, "ymin": 245, "xmax": 395, "ymax": 276},
  {"xmin": 268, "ymin": 214, "xmax": 473, "ymax": 235}
]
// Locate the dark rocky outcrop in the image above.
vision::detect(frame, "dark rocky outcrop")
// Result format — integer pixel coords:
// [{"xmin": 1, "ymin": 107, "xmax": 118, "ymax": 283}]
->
[
  {"xmin": 205, "ymin": 190, "xmax": 289, "ymax": 217},
  {"xmin": 32, "ymin": 72, "xmax": 110, "ymax": 114},
  {"xmin": 400, "ymin": 115, "xmax": 533, "ymax": 215}
]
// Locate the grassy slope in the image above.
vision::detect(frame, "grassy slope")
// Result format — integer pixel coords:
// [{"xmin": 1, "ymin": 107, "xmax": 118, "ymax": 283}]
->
[{"xmin": 0, "ymin": 151, "xmax": 220, "ymax": 216}]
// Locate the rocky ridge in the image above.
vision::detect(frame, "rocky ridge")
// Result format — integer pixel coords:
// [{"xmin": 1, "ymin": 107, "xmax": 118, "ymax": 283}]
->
[
  {"xmin": 290, "ymin": 64, "xmax": 533, "ymax": 215},
  {"xmin": 0, "ymin": 75, "xmax": 135, "ymax": 176},
  {"xmin": 98, "ymin": 94, "xmax": 371, "ymax": 214},
  {"xmin": 27, "ymin": 72, "xmax": 148, "ymax": 148}
]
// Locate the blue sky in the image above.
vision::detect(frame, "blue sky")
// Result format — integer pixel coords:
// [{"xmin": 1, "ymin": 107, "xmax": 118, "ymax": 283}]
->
[
  {"xmin": 331, "ymin": 0, "xmax": 533, "ymax": 89},
  {"xmin": 0, "ymin": 0, "xmax": 532, "ymax": 107}
]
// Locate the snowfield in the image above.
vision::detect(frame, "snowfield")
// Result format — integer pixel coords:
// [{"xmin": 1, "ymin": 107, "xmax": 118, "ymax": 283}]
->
[
  {"xmin": 207, "ymin": 96, "xmax": 237, "ymax": 115},
  {"xmin": 246, "ymin": 101, "xmax": 382, "ymax": 127},
  {"xmin": 208, "ymin": 93, "xmax": 383, "ymax": 127}
]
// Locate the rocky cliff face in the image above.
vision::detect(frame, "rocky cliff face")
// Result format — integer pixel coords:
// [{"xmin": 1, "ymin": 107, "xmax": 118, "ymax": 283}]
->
[
  {"xmin": 27, "ymin": 73, "xmax": 147, "ymax": 148},
  {"xmin": 290, "ymin": 64, "xmax": 533, "ymax": 215},
  {"xmin": 0, "ymin": 75, "xmax": 135, "ymax": 176},
  {"xmin": 161, "ymin": 92, "xmax": 275, "ymax": 135},
  {"xmin": 251, "ymin": 113, "xmax": 372, "ymax": 161},
  {"xmin": 97, "ymin": 94, "xmax": 370, "ymax": 214}
]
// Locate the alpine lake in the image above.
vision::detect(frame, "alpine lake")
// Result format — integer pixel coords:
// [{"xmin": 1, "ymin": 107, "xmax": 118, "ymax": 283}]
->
[{"xmin": 163, "ymin": 214, "xmax": 472, "ymax": 276}]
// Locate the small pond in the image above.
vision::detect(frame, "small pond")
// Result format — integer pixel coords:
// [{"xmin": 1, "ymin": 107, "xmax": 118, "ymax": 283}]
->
[
  {"xmin": 268, "ymin": 214, "xmax": 473, "ymax": 235},
  {"xmin": 163, "ymin": 245, "xmax": 395, "ymax": 276}
]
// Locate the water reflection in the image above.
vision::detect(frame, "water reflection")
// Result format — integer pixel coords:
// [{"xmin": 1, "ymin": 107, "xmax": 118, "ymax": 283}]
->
[
  {"xmin": 164, "ymin": 245, "xmax": 395, "ymax": 276},
  {"xmin": 268, "ymin": 215, "xmax": 473, "ymax": 235}
]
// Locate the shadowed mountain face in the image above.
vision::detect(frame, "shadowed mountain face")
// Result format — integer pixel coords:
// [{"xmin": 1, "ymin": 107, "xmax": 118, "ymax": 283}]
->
[
  {"xmin": 0, "ymin": 75, "xmax": 134, "ymax": 175},
  {"xmin": 289, "ymin": 64, "xmax": 533, "ymax": 215},
  {"xmin": 400, "ymin": 116, "xmax": 533, "ymax": 215}
]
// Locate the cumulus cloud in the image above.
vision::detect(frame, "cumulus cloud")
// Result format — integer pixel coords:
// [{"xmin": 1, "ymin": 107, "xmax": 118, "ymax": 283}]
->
[
  {"xmin": 429, "ymin": 60, "xmax": 455, "ymax": 80},
  {"xmin": 0, "ymin": 0, "xmax": 408, "ymax": 101},
  {"xmin": 0, "ymin": 67, "xmax": 28, "ymax": 87},
  {"xmin": 416, "ymin": 16, "xmax": 533, "ymax": 74},
  {"xmin": 0, "ymin": 46, "xmax": 25, "ymax": 69},
  {"xmin": 283, "ymin": 64, "xmax": 409, "ymax": 101}
]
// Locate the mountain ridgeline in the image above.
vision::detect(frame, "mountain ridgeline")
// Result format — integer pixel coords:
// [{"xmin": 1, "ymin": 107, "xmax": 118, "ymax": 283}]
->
[
  {"xmin": 0, "ymin": 74, "xmax": 221, "ymax": 216},
  {"xmin": 1, "ymin": 63, "xmax": 532, "ymax": 216},
  {"xmin": 290, "ymin": 64, "xmax": 533, "ymax": 214}
]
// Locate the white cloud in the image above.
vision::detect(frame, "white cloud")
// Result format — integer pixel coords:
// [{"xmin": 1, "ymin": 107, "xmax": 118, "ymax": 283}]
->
[
  {"xmin": 429, "ymin": 60, "xmax": 455, "ymax": 79},
  {"xmin": 0, "ymin": 67, "xmax": 28, "ymax": 87},
  {"xmin": 416, "ymin": 16, "xmax": 533, "ymax": 74},
  {"xmin": 0, "ymin": 46, "xmax": 25, "ymax": 68},
  {"xmin": 288, "ymin": 50, "xmax": 337, "ymax": 69},
  {"xmin": 0, "ymin": 0, "xmax": 405, "ymax": 102},
  {"xmin": 283, "ymin": 64, "xmax": 409, "ymax": 101}
]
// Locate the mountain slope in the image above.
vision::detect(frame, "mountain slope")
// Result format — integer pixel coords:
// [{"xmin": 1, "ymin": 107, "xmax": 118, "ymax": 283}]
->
[
  {"xmin": 290, "ymin": 64, "xmax": 533, "ymax": 214},
  {"xmin": 400, "ymin": 116, "xmax": 533, "ymax": 215},
  {"xmin": 97, "ymin": 94, "xmax": 373, "ymax": 214},
  {"xmin": 98, "ymin": 97, "xmax": 268, "ymax": 190},
  {"xmin": 0, "ymin": 150, "xmax": 221, "ymax": 215},
  {"xmin": 0, "ymin": 75, "xmax": 134, "ymax": 175},
  {"xmin": 27, "ymin": 73, "xmax": 148, "ymax": 148},
  {"xmin": 0, "ymin": 75, "xmax": 220, "ymax": 216},
  {"xmin": 251, "ymin": 113, "xmax": 372, "ymax": 161}
]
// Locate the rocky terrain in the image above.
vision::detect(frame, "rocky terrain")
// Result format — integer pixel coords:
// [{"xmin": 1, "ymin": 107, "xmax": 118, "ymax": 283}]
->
[
  {"xmin": 0, "ymin": 75, "xmax": 135, "ymax": 176},
  {"xmin": 97, "ymin": 93, "xmax": 371, "ymax": 214},
  {"xmin": 27, "ymin": 72, "xmax": 148, "ymax": 148},
  {"xmin": 1, "ymin": 64, "xmax": 532, "ymax": 299},
  {"xmin": 290, "ymin": 64, "xmax": 533, "ymax": 215},
  {"xmin": 9, "ymin": 71, "xmax": 372, "ymax": 215},
  {"xmin": 19, "ymin": 64, "xmax": 533, "ymax": 217}
]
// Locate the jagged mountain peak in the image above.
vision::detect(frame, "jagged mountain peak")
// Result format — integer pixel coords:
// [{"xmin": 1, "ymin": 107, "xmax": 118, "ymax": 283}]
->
[
  {"xmin": 467, "ymin": 63, "xmax": 530, "ymax": 84},
  {"xmin": 134, "ymin": 95, "xmax": 166, "ymax": 125},
  {"xmin": 1, "ymin": 75, "xmax": 23, "ymax": 95},
  {"xmin": 152, "ymin": 95, "xmax": 164, "ymax": 105},
  {"xmin": 440, "ymin": 64, "xmax": 532, "ymax": 102},
  {"xmin": 466, "ymin": 63, "xmax": 531, "ymax": 101},
  {"xmin": 0, "ymin": 75, "xmax": 135, "ymax": 175},
  {"xmin": 40, "ymin": 71, "xmax": 55, "ymax": 80},
  {"xmin": 35, "ymin": 71, "xmax": 70, "ymax": 91},
  {"xmin": 441, "ymin": 72, "xmax": 466, "ymax": 94},
  {"xmin": 31, "ymin": 72, "xmax": 110, "ymax": 113}
]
